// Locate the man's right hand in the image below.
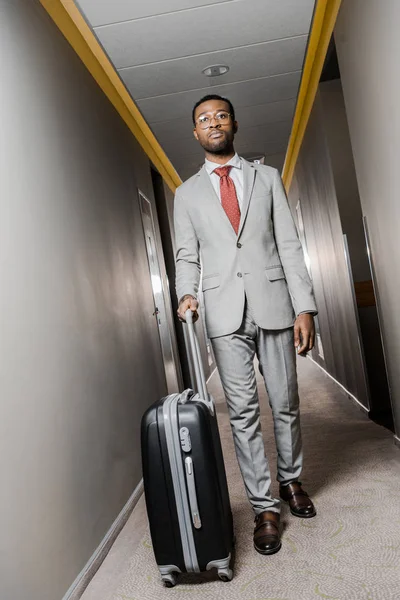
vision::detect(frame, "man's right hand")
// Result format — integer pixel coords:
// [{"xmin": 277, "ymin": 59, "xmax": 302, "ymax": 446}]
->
[{"xmin": 177, "ymin": 295, "xmax": 199, "ymax": 322}]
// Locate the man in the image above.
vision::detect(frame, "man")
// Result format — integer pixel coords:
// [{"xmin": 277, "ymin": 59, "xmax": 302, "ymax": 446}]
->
[{"xmin": 174, "ymin": 94, "xmax": 317, "ymax": 556}]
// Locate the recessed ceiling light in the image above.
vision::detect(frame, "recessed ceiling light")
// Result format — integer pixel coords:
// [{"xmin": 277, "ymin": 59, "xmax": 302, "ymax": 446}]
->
[{"xmin": 202, "ymin": 64, "xmax": 230, "ymax": 77}]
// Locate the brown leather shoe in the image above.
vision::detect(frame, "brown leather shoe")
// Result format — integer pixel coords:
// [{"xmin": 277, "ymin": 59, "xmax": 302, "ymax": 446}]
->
[
  {"xmin": 279, "ymin": 482, "xmax": 316, "ymax": 518},
  {"xmin": 253, "ymin": 511, "xmax": 281, "ymax": 555}
]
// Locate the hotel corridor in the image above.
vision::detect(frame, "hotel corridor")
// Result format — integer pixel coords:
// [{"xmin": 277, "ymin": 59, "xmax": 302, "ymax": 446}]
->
[{"xmin": 3, "ymin": 2, "xmax": 400, "ymax": 598}]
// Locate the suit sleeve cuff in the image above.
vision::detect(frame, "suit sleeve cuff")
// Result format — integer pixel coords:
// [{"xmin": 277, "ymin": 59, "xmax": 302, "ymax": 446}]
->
[{"xmin": 178, "ymin": 293, "xmax": 197, "ymax": 305}]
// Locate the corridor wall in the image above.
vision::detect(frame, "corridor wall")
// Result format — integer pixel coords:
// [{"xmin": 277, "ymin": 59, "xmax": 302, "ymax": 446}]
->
[
  {"xmin": 335, "ymin": 0, "xmax": 400, "ymax": 438},
  {"xmin": 318, "ymin": 80, "xmax": 370, "ymax": 284},
  {"xmin": 319, "ymin": 80, "xmax": 392, "ymax": 425},
  {"xmin": 287, "ymin": 90, "xmax": 369, "ymax": 408},
  {"xmin": 0, "ymin": 1, "xmax": 170, "ymax": 598}
]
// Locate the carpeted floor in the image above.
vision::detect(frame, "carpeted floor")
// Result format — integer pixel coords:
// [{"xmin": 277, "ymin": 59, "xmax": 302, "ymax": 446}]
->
[{"xmin": 82, "ymin": 357, "xmax": 400, "ymax": 600}]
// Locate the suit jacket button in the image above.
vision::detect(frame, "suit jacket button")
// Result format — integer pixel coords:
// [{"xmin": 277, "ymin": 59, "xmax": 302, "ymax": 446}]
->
[
  {"xmin": 237, "ymin": 272, "xmax": 242, "ymax": 278},
  {"xmin": 237, "ymin": 242, "xmax": 242, "ymax": 248}
]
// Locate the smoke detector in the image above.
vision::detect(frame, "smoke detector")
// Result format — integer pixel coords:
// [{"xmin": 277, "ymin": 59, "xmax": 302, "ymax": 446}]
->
[{"xmin": 202, "ymin": 64, "xmax": 229, "ymax": 77}]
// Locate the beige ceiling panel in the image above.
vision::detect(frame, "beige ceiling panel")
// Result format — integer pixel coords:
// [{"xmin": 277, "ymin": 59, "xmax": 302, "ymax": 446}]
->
[
  {"xmin": 165, "ymin": 136, "xmax": 205, "ymax": 159},
  {"xmin": 225, "ymin": 138, "xmax": 289, "ymax": 157},
  {"xmin": 76, "ymin": 0, "xmax": 314, "ymax": 182},
  {"xmin": 151, "ymin": 118, "xmax": 202, "ymax": 142},
  {"xmin": 94, "ymin": 0, "xmax": 315, "ymax": 68},
  {"xmin": 137, "ymin": 71, "xmax": 301, "ymax": 123},
  {"xmin": 235, "ymin": 120, "xmax": 293, "ymax": 144},
  {"xmin": 77, "ymin": 0, "xmax": 234, "ymax": 27},
  {"xmin": 234, "ymin": 98, "xmax": 296, "ymax": 129},
  {"xmin": 120, "ymin": 36, "xmax": 308, "ymax": 99}
]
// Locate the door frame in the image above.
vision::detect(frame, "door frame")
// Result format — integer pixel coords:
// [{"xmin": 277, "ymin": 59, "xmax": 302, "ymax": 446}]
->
[{"xmin": 138, "ymin": 188, "xmax": 182, "ymax": 393}]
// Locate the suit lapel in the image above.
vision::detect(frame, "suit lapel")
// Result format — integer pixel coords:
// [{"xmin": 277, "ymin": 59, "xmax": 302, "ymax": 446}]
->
[
  {"xmin": 238, "ymin": 159, "xmax": 256, "ymax": 239},
  {"xmin": 198, "ymin": 166, "xmax": 237, "ymax": 237}
]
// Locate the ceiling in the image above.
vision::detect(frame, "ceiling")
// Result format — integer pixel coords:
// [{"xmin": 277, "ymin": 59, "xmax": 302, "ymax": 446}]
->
[{"xmin": 77, "ymin": 0, "xmax": 316, "ymax": 181}]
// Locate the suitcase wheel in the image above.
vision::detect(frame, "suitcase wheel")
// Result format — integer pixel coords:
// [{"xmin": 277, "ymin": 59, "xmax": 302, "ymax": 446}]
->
[
  {"xmin": 162, "ymin": 572, "xmax": 178, "ymax": 588},
  {"xmin": 218, "ymin": 568, "xmax": 233, "ymax": 582}
]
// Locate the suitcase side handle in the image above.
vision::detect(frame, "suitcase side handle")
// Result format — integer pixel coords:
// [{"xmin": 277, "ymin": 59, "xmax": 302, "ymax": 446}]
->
[{"xmin": 185, "ymin": 309, "xmax": 214, "ymax": 414}]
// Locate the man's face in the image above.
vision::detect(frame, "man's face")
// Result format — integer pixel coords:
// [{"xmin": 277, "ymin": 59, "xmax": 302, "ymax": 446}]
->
[{"xmin": 193, "ymin": 99, "xmax": 237, "ymax": 154}]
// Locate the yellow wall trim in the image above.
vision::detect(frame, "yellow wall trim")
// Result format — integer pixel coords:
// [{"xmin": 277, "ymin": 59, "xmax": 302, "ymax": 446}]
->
[
  {"xmin": 282, "ymin": 0, "xmax": 342, "ymax": 191},
  {"xmin": 39, "ymin": 0, "xmax": 182, "ymax": 193}
]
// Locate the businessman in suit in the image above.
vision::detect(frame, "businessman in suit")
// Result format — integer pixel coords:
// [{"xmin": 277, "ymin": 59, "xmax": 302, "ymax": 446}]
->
[{"xmin": 174, "ymin": 94, "xmax": 317, "ymax": 555}]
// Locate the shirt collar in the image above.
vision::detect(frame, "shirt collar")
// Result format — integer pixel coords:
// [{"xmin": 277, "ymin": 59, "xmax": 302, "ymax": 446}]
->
[{"xmin": 205, "ymin": 153, "xmax": 242, "ymax": 175}]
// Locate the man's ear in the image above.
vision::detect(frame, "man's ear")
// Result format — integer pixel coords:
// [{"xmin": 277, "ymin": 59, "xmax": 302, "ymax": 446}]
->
[
  {"xmin": 193, "ymin": 128, "xmax": 199, "ymax": 141},
  {"xmin": 233, "ymin": 120, "xmax": 238, "ymax": 134}
]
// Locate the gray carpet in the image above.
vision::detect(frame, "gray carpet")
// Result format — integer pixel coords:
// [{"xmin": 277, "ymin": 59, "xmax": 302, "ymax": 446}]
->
[{"xmin": 82, "ymin": 357, "xmax": 400, "ymax": 600}]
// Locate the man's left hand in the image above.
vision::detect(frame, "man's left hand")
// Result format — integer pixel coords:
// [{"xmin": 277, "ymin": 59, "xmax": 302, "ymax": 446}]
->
[{"xmin": 294, "ymin": 313, "xmax": 315, "ymax": 356}]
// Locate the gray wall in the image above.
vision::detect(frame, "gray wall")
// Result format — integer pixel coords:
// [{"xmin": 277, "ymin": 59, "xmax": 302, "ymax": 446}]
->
[
  {"xmin": 0, "ymin": 1, "xmax": 170, "ymax": 598},
  {"xmin": 335, "ymin": 0, "xmax": 400, "ymax": 437},
  {"xmin": 319, "ymin": 79, "xmax": 370, "ymax": 283},
  {"xmin": 320, "ymin": 79, "xmax": 392, "ymax": 425},
  {"xmin": 288, "ymin": 90, "xmax": 369, "ymax": 407}
]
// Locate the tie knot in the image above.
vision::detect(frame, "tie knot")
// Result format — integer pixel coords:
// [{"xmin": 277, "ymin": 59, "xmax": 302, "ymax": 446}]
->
[{"xmin": 214, "ymin": 165, "xmax": 232, "ymax": 178}]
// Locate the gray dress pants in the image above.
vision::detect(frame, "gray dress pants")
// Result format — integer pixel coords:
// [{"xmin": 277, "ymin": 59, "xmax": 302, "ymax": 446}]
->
[{"xmin": 210, "ymin": 300, "xmax": 303, "ymax": 515}]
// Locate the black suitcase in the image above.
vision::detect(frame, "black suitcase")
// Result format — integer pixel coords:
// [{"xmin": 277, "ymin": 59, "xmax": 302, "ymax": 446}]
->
[{"xmin": 141, "ymin": 310, "xmax": 234, "ymax": 587}]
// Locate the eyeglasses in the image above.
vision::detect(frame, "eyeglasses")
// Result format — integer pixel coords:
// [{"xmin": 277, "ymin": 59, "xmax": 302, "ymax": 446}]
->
[{"xmin": 195, "ymin": 111, "xmax": 233, "ymax": 130}]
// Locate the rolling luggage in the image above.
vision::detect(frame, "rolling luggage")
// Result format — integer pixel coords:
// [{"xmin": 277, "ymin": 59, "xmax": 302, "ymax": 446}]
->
[{"xmin": 141, "ymin": 310, "xmax": 234, "ymax": 587}]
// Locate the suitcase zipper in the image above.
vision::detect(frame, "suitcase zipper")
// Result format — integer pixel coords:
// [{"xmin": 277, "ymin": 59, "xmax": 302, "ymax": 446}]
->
[{"xmin": 163, "ymin": 394, "xmax": 200, "ymax": 573}]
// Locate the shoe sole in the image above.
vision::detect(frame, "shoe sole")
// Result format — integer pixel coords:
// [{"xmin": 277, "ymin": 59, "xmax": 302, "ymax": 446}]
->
[
  {"xmin": 280, "ymin": 498, "xmax": 317, "ymax": 518},
  {"xmin": 253, "ymin": 541, "xmax": 282, "ymax": 555},
  {"xmin": 289, "ymin": 509, "xmax": 316, "ymax": 518}
]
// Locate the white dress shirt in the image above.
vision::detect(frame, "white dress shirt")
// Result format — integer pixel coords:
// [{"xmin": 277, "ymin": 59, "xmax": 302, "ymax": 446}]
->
[{"xmin": 205, "ymin": 153, "xmax": 244, "ymax": 209}]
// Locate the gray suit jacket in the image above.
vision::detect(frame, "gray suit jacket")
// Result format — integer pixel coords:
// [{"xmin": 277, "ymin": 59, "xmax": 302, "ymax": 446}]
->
[{"xmin": 174, "ymin": 158, "xmax": 317, "ymax": 338}]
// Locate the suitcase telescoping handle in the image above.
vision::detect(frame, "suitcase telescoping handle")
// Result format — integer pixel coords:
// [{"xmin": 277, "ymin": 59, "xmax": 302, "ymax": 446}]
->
[{"xmin": 185, "ymin": 309, "xmax": 214, "ymax": 414}]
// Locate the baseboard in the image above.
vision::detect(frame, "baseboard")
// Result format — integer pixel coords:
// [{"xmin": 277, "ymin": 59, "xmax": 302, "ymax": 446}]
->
[
  {"xmin": 307, "ymin": 355, "xmax": 369, "ymax": 415},
  {"xmin": 62, "ymin": 479, "xmax": 144, "ymax": 600},
  {"xmin": 206, "ymin": 366, "xmax": 217, "ymax": 384},
  {"xmin": 394, "ymin": 435, "xmax": 400, "ymax": 449}
]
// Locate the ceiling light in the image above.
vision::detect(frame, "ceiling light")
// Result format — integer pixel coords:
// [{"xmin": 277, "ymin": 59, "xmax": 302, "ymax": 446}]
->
[{"xmin": 202, "ymin": 64, "xmax": 229, "ymax": 77}]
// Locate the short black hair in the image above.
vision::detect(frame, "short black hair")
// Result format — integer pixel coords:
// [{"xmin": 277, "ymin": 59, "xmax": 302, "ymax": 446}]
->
[{"xmin": 192, "ymin": 94, "xmax": 235, "ymax": 125}]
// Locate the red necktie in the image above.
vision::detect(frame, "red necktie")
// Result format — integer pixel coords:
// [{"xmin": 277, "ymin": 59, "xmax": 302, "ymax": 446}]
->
[{"xmin": 214, "ymin": 166, "xmax": 241, "ymax": 235}]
